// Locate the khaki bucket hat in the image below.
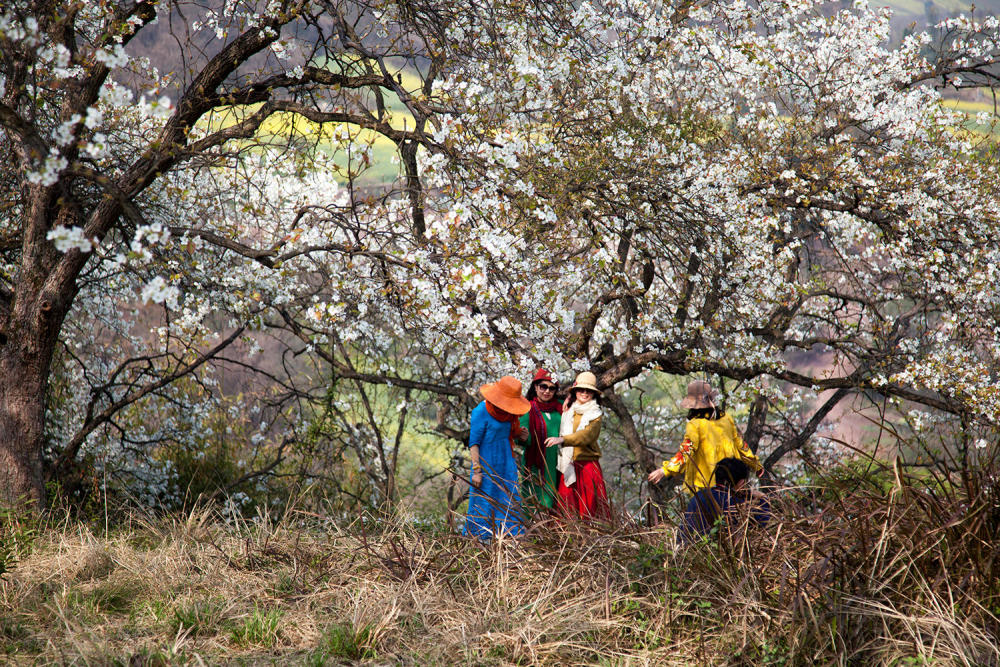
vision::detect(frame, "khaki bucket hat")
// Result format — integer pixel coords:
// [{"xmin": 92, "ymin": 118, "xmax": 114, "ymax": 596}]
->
[{"xmin": 680, "ymin": 380, "xmax": 718, "ymax": 410}]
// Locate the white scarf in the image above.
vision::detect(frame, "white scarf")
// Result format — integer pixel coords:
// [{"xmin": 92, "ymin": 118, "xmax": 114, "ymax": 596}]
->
[{"xmin": 557, "ymin": 400, "xmax": 602, "ymax": 486}]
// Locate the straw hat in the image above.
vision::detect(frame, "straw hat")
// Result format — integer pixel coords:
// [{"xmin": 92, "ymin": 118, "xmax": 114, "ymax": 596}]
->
[
  {"xmin": 569, "ymin": 371, "xmax": 600, "ymax": 393},
  {"xmin": 680, "ymin": 379, "xmax": 718, "ymax": 410},
  {"xmin": 480, "ymin": 376, "xmax": 531, "ymax": 415}
]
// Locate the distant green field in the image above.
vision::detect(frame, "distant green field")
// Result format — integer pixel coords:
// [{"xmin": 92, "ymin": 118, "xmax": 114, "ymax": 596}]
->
[
  {"xmin": 940, "ymin": 96, "xmax": 1000, "ymax": 138},
  {"xmin": 875, "ymin": 0, "xmax": 976, "ymax": 15},
  {"xmin": 204, "ymin": 49, "xmax": 1000, "ymax": 185}
]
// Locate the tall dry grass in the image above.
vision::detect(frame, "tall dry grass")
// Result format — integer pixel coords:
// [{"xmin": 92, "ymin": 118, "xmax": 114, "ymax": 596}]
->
[{"xmin": 0, "ymin": 462, "xmax": 996, "ymax": 665}]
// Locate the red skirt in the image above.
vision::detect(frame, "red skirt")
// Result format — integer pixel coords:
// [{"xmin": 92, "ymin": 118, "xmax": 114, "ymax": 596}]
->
[{"xmin": 557, "ymin": 460, "xmax": 610, "ymax": 520}]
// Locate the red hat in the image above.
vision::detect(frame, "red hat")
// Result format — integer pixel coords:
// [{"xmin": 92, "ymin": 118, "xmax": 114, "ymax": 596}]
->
[
  {"xmin": 480, "ymin": 376, "xmax": 531, "ymax": 415},
  {"xmin": 531, "ymin": 368, "xmax": 558, "ymax": 386}
]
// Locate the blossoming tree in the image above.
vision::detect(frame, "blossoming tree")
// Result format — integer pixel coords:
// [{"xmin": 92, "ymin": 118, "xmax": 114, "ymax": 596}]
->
[
  {"xmin": 0, "ymin": 0, "xmax": 448, "ymax": 506},
  {"xmin": 3, "ymin": 0, "xmax": 1000, "ymax": 509},
  {"xmin": 296, "ymin": 0, "xmax": 1000, "ymax": 497}
]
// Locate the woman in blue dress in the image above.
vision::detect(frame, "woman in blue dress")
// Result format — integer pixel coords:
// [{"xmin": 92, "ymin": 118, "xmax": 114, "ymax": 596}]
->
[{"xmin": 465, "ymin": 376, "xmax": 531, "ymax": 539}]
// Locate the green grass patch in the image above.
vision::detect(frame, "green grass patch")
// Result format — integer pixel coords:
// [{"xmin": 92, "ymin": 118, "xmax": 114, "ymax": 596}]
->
[
  {"xmin": 169, "ymin": 597, "xmax": 227, "ymax": 638},
  {"xmin": 88, "ymin": 578, "xmax": 147, "ymax": 615},
  {"xmin": 309, "ymin": 622, "xmax": 377, "ymax": 663},
  {"xmin": 229, "ymin": 605, "xmax": 284, "ymax": 648},
  {"xmin": 0, "ymin": 613, "xmax": 42, "ymax": 654},
  {"xmin": 0, "ymin": 507, "xmax": 39, "ymax": 578}
]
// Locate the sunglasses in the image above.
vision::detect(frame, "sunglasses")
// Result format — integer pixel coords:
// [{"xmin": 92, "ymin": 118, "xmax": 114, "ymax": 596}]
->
[{"xmin": 536, "ymin": 383, "xmax": 557, "ymax": 391}]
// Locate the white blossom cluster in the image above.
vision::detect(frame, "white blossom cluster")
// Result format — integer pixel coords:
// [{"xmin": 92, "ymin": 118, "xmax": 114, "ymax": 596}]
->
[{"xmin": 1, "ymin": 2, "xmax": 173, "ymax": 188}]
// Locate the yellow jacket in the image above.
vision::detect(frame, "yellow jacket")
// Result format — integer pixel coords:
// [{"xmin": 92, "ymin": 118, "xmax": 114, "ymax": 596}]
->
[{"xmin": 663, "ymin": 413, "xmax": 762, "ymax": 493}]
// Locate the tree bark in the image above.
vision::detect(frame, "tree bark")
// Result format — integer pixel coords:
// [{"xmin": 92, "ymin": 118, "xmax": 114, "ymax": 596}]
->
[
  {"xmin": 743, "ymin": 395, "xmax": 769, "ymax": 454},
  {"xmin": 0, "ymin": 364, "xmax": 47, "ymax": 508},
  {"xmin": 0, "ymin": 330, "xmax": 58, "ymax": 509},
  {"xmin": 0, "ymin": 185, "xmax": 74, "ymax": 509}
]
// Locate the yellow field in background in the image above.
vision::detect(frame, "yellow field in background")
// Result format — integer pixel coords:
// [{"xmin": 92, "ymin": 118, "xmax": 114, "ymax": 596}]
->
[
  {"xmin": 942, "ymin": 97, "xmax": 999, "ymax": 114},
  {"xmin": 200, "ymin": 64, "xmax": 424, "ymax": 183}
]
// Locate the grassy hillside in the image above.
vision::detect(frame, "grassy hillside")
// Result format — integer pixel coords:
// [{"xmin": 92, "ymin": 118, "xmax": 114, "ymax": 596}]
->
[{"xmin": 1, "ymin": 461, "xmax": 996, "ymax": 665}]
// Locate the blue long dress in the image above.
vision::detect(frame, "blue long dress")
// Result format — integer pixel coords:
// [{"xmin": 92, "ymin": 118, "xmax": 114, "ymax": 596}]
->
[{"xmin": 464, "ymin": 401, "xmax": 525, "ymax": 539}]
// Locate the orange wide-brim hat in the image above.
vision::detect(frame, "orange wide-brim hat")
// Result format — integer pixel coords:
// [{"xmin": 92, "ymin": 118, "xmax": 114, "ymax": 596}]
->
[{"xmin": 480, "ymin": 376, "xmax": 531, "ymax": 416}]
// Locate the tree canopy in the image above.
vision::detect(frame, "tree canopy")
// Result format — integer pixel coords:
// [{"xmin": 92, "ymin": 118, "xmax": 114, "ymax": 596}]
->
[{"xmin": 2, "ymin": 0, "xmax": 1000, "ymax": 510}]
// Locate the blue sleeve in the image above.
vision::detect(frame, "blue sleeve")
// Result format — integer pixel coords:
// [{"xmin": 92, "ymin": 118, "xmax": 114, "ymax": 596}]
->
[{"xmin": 469, "ymin": 402, "xmax": 488, "ymax": 449}]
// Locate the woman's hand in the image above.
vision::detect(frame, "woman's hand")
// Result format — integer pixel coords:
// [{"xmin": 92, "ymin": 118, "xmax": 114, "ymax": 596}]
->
[
  {"xmin": 469, "ymin": 445, "xmax": 482, "ymax": 488},
  {"xmin": 544, "ymin": 436, "xmax": 564, "ymax": 448},
  {"xmin": 647, "ymin": 468, "xmax": 666, "ymax": 484}
]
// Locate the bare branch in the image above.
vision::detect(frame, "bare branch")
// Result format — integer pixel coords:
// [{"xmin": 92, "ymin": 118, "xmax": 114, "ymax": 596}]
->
[
  {"xmin": 53, "ymin": 323, "xmax": 250, "ymax": 475},
  {"xmin": 763, "ymin": 388, "xmax": 851, "ymax": 470}
]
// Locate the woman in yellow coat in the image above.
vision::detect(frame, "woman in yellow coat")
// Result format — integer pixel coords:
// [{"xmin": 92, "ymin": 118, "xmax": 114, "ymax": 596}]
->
[{"xmin": 648, "ymin": 380, "xmax": 762, "ymax": 494}]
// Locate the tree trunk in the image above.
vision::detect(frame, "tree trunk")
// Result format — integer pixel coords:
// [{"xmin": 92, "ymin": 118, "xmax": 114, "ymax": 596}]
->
[
  {"xmin": 0, "ymin": 350, "xmax": 50, "ymax": 509},
  {"xmin": 602, "ymin": 389, "xmax": 677, "ymax": 514},
  {"xmin": 0, "ymin": 203, "xmax": 67, "ymax": 510}
]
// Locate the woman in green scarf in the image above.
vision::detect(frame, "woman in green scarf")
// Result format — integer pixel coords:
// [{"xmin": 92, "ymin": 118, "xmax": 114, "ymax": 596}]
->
[{"xmin": 519, "ymin": 369, "xmax": 563, "ymax": 513}]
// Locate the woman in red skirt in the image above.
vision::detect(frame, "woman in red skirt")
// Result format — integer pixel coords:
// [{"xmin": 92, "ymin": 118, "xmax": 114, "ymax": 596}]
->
[{"xmin": 545, "ymin": 371, "xmax": 610, "ymax": 521}]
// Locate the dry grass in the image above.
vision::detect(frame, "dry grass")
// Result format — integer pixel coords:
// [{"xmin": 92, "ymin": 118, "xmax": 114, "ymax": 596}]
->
[{"xmin": 0, "ymin": 475, "xmax": 997, "ymax": 666}]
